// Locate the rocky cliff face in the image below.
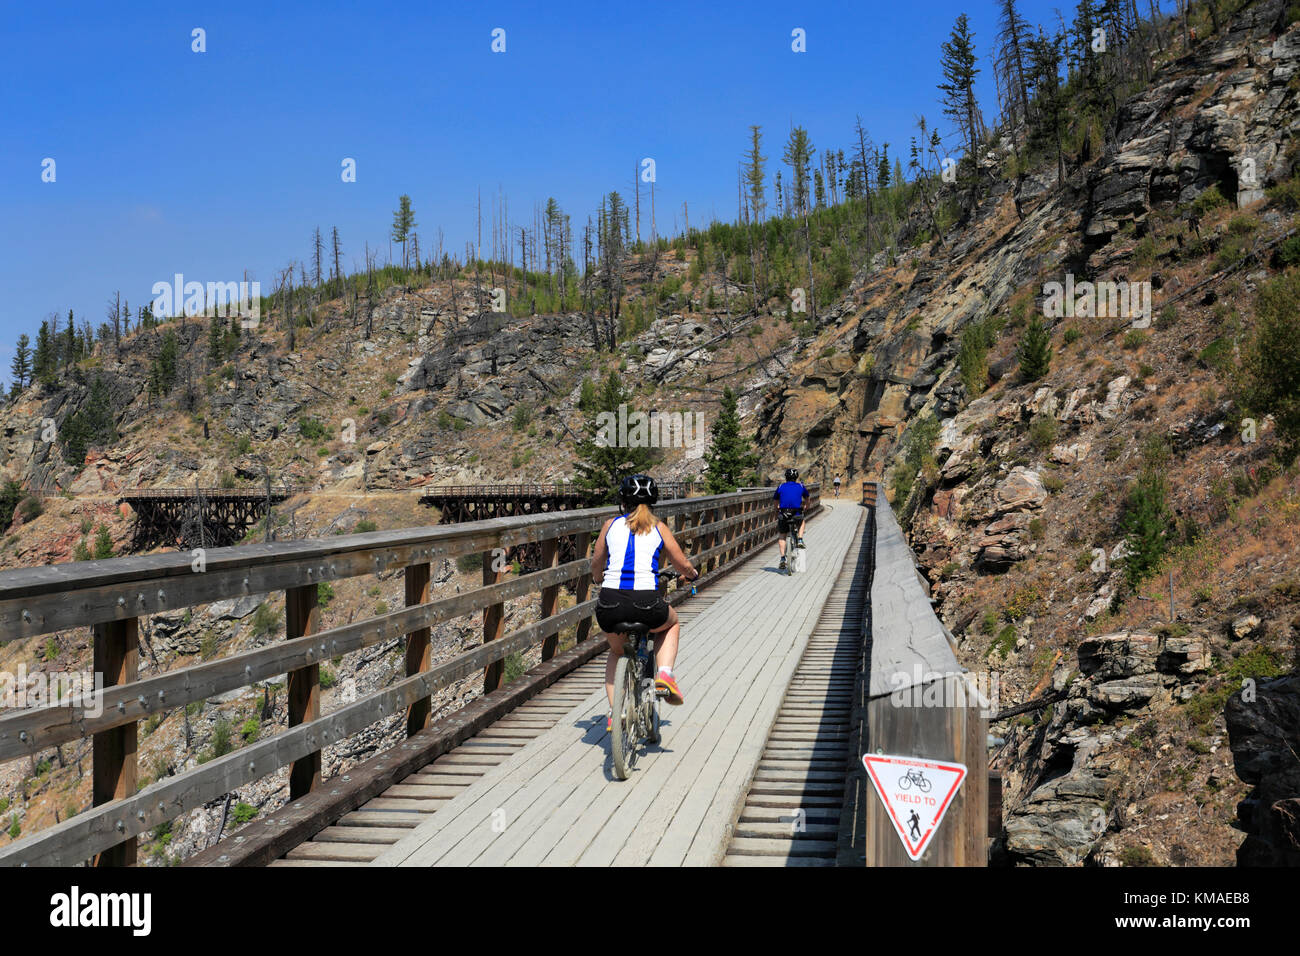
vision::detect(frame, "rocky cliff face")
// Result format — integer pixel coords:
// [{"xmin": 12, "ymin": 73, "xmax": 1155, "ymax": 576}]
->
[{"xmin": 755, "ymin": 0, "xmax": 1300, "ymax": 866}]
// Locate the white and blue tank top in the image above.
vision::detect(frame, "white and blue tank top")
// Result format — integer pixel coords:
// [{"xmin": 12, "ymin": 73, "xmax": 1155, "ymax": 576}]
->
[{"xmin": 601, "ymin": 515, "xmax": 665, "ymax": 591}]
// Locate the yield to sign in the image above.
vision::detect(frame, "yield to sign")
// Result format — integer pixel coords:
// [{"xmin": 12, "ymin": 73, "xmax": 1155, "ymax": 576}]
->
[{"xmin": 862, "ymin": 753, "xmax": 967, "ymax": 861}]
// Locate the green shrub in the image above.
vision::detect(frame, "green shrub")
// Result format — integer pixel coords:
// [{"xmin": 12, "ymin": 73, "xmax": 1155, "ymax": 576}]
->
[
  {"xmin": 1119, "ymin": 437, "xmax": 1173, "ymax": 590},
  {"xmin": 232, "ymin": 802, "xmax": 258, "ymax": 825},
  {"xmin": 299, "ymin": 417, "xmax": 329, "ymax": 442},
  {"xmin": 1028, "ymin": 414, "xmax": 1058, "ymax": 451},
  {"xmin": 8, "ymin": 814, "xmax": 20, "ymax": 839},
  {"xmin": 316, "ymin": 581, "xmax": 335, "ymax": 608},
  {"xmin": 1062, "ymin": 327, "xmax": 1081, "ymax": 345},
  {"xmin": 1190, "ymin": 184, "xmax": 1228, "ymax": 217},
  {"xmin": 17, "ymin": 496, "xmax": 43, "ymax": 523},
  {"xmin": 456, "ymin": 552, "xmax": 484, "ymax": 573},
  {"xmin": 200, "ymin": 631, "xmax": 218, "ymax": 660},
  {"xmin": 210, "ymin": 718, "xmax": 233, "ymax": 758},
  {"xmin": 503, "ymin": 651, "xmax": 527, "ymax": 684},
  {"xmin": 991, "ymin": 625, "xmax": 1018, "ymax": 658},
  {"xmin": 1238, "ymin": 270, "xmax": 1300, "ymax": 463},
  {"xmin": 958, "ymin": 318, "xmax": 999, "ymax": 397},
  {"xmin": 354, "ymin": 519, "xmax": 378, "ymax": 533},
  {"xmin": 319, "ymin": 665, "xmax": 337, "ymax": 690},
  {"xmin": 1017, "ymin": 316, "xmax": 1051, "ymax": 381},
  {"xmin": 250, "ymin": 602, "xmax": 279, "ymax": 637},
  {"xmin": 1122, "ymin": 329, "xmax": 1146, "ymax": 350},
  {"xmin": 92, "ymin": 525, "xmax": 114, "ymax": 560}
]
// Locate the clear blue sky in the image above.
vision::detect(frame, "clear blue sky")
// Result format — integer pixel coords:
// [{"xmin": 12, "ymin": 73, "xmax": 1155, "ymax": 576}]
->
[{"xmin": 1, "ymin": 0, "xmax": 1094, "ymax": 386}]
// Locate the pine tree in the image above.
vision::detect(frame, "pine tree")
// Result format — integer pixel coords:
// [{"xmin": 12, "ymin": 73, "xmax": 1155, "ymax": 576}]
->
[
  {"xmin": 208, "ymin": 314, "xmax": 224, "ymax": 364},
  {"xmin": 572, "ymin": 371, "xmax": 658, "ymax": 502},
  {"xmin": 938, "ymin": 15, "xmax": 983, "ymax": 187},
  {"xmin": 1017, "ymin": 315, "xmax": 1052, "ymax": 381},
  {"xmin": 391, "ymin": 195, "xmax": 416, "ymax": 270},
  {"xmin": 702, "ymin": 387, "xmax": 759, "ymax": 493},
  {"xmin": 9, "ymin": 334, "xmax": 31, "ymax": 393},
  {"xmin": 34, "ymin": 321, "xmax": 55, "ymax": 387},
  {"xmin": 93, "ymin": 524, "xmax": 114, "ymax": 560},
  {"xmin": 1120, "ymin": 438, "xmax": 1172, "ymax": 589}
]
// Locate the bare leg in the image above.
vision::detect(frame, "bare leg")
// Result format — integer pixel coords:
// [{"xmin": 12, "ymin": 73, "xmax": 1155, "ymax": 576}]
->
[
  {"xmin": 650, "ymin": 606, "xmax": 680, "ymax": 672},
  {"xmin": 604, "ymin": 633, "xmax": 625, "ymax": 711}
]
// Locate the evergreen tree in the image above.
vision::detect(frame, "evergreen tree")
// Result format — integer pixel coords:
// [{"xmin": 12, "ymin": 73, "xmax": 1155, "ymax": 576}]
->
[
  {"xmin": 93, "ymin": 524, "xmax": 114, "ymax": 560},
  {"xmin": 572, "ymin": 371, "xmax": 658, "ymax": 502},
  {"xmin": 938, "ymin": 15, "xmax": 983, "ymax": 190},
  {"xmin": 1120, "ymin": 438, "xmax": 1172, "ymax": 590},
  {"xmin": 702, "ymin": 387, "xmax": 759, "ymax": 493},
  {"xmin": 1017, "ymin": 314, "xmax": 1052, "ymax": 381},
  {"xmin": 1239, "ymin": 270, "xmax": 1300, "ymax": 464},
  {"xmin": 208, "ymin": 314, "xmax": 225, "ymax": 364},
  {"xmin": 9, "ymin": 334, "xmax": 31, "ymax": 392},
  {"xmin": 0, "ymin": 479, "xmax": 23, "ymax": 530},
  {"xmin": 33, "ymin": 320, "xmax": 55, "ymax": 387},
  {"xmin": 149, "ymin": 330, "xmax": 179, "ymax": 396},
  {"xmin": 391, "ymin": 195, "xmax": 416, "ymax": 270}
]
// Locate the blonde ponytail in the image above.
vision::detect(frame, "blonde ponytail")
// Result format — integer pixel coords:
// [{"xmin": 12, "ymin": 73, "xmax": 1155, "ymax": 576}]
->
[{"xmin": 626, "ymin": 503, "xmax": 656, "ymax": 535}]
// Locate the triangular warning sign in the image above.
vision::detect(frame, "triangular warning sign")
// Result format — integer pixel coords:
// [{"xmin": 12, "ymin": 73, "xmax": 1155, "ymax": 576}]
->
[{"xmin": 862, "ymin": 753, "xmax": 967, "ymax": 861}]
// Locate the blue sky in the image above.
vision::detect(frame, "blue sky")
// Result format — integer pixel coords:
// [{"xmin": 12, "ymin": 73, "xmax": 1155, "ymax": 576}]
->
[{"xmin": 1, "ymin": 0, "xmax": 1101, "ymax": 386}]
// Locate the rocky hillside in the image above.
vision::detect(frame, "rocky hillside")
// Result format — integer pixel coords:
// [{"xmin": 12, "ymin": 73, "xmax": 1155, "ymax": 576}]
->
[{"xmin": 756, "ymin": 0, "xmax": 1300, "ymax": 865}]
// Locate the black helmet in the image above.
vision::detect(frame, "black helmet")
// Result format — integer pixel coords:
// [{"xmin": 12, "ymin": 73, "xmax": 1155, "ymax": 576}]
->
[
  {"xmin": 785, "ymin": 468, "xmax": 799, "ymax": 481},
  {"xmin": 619, "ymin": 474, "xmax": 659, "ymax": 506}
]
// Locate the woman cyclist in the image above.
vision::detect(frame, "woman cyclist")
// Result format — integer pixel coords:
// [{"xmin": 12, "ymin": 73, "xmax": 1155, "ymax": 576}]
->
[{"xmin": 590, "ymin": 474, "xmax": 699, "ymax": 731}]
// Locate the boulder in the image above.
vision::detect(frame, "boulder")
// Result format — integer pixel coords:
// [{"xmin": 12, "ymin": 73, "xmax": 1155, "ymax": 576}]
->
[{"xmin": 994, "ymin": 467, "xmax": 1048, "ymax": 512}]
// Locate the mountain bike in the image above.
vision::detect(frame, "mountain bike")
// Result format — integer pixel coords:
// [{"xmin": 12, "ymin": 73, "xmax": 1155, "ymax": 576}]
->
[{"xmin": 609, "ymin": 571, "xmax": 687, "ymax": 780}]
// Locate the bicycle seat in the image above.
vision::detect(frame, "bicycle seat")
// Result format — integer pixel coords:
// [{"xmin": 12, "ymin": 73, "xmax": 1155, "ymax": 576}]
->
[{"xmin": 609, "ymin": 621, "xmax": 651, "ymax": 634}]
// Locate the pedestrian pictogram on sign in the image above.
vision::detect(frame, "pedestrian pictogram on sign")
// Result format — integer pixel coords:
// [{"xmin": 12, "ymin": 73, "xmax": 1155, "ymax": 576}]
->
[{"xmin": 862, "ymin": 753, "xmax": 967, "ymax": 861}]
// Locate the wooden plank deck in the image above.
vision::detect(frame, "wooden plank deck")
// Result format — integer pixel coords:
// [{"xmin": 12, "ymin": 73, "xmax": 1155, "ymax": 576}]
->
[{"xmin": 371, "ymin": 501, "xmax": 863, "ymax": 867}]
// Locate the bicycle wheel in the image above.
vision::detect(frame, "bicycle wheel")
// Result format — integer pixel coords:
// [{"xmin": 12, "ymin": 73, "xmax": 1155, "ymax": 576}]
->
[
  {"xmin": 898, "ymin": 774, "xmax": 911, "ymax": 790},
  {"xmin": 610, "ymin": 654, "xmax": 639, "ymax": 780}
]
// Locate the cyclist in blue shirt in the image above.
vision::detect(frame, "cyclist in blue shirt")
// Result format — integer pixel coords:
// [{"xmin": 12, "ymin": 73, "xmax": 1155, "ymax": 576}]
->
[{"xmin": 773, "ymin": 468, "xmax": 808, "ymax": 572}]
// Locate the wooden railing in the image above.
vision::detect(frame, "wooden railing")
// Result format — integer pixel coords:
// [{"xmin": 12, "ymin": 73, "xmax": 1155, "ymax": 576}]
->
[
  {"xmin": 420, "ymin": 481, "xmax": 697, "ymax": 499},
  {"xmin": 0, "ymin": 484, "xmax": 817, "ymax": 866},
  {"xmin": 843, "ymin": 481, "xmax": 987, "ymax": 866}
]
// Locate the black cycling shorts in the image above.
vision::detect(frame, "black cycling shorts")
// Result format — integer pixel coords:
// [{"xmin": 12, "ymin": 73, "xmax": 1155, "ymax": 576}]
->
[
  {"xmin": 778, "ymin": 509, "xmax": 804, "ymax": 533},
  {"xmin": 595, "ymin": 588, "xmax": 670, "ymax": 633}
]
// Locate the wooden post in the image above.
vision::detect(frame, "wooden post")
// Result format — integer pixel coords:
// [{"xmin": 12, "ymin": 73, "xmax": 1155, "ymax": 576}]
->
[
  {"xmin": 482, "ymin": 551, "xmax": 507, "ymax": 691},
  {"xmin": 863, "ymin": 677, "xmax": 987, "ymax": 866},
  {"xmin": 92, "ymin": 617, "xmax": 138, "ymax": 866},
  {"xmin": 573, "ymin": 531, "xmax": 594, "ymax": 643},
  {"xmin": 539, "ymin": 537, "xmax": 560, "ymax": 661},
  {"xmin": 285, "ymin": 584, "xmax": 321, "ymax": 799},
  {"xmin": 404, "ymin": 562, "xmax": 432, "ymax": 735}
]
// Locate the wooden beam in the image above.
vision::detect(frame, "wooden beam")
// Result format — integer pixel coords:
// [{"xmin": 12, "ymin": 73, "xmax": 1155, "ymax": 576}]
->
[
  {"xmin": 573, "ymin": 532, "xmax": 593, "ymax": 644},
  {"xmin": 404, "ymin": 562, "xmax": 432, "ymax": 736},
  {"xmin": 538, "ymin": 539, "xmax": 560, "ymax": 661},
  {"xmin": 482, "ymin": 550, "xmax": 507, "ymax": 692},
  {"xmin": 91, "ymin": 617, "xmax": 138, "ymax": 867},
  {"xmin": 285, "ymin": 584, "xmax": 320, "ymax": 800}
]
